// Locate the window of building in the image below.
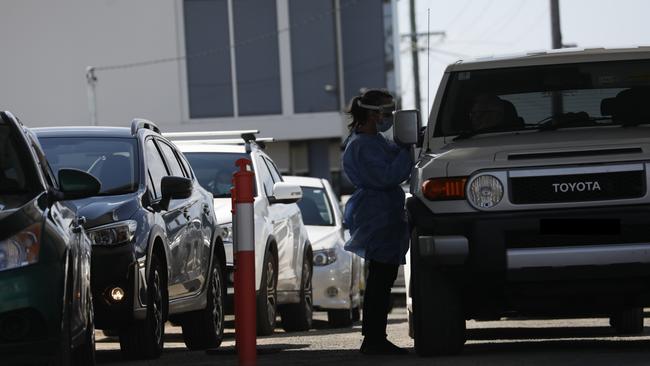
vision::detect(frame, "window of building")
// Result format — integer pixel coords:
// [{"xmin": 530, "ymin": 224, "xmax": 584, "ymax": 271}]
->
[
  {"xmin": 233, "ymin": 0, "xmax": 282, "ymax": 116},
  {"xmin": 183, "ymin": 0, "xmax": 234, "ymax": 118},
  {"xmin": 289, "ymin": 0, "xmax": 338, "ymax": 113}
]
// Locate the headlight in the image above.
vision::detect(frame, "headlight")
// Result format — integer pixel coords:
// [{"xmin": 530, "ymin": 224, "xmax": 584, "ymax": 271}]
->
[
  {"xmin": 468, "ymin": 175, "xmax": 504, "ymax": 209},
  {"xmin": 313, "ymin": 248, "xmax": 337, "ymax": 266},
  {"xmin": 87, "ymin": 220, "xmax": 137, "ymax": 246},
  {"xmin": 0, "ymin": 223, "xmax": 41, "ymax": 272},
  {"xmin": 220, "ymin": 223, "xmax": 233, "ymax": 244}
]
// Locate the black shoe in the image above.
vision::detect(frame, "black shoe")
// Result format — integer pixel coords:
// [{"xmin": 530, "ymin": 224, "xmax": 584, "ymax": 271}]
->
[{"xmin": 360, "ymin": 338, "xmax": 409, "ymax": 355}]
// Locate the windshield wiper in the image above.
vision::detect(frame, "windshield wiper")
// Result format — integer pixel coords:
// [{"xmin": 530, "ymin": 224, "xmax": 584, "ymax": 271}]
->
[{"xmin": 535, "ymin": 112, "xmax": 611, "ymax": 131}]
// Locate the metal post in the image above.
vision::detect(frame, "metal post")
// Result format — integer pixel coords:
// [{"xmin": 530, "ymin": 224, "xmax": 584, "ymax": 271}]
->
[
  {"xmin": 333, "ymin": 0, "xmax": 346, "ymax": 112},
  {"xmin": 232, "ymin": 158, "xmax": 256, "ymax": 366},
  {"xmin": 409, "ymin": 0, "xmax": 421, "ymax": 111},
  {"xmin": 550, "ymin": 0, "xmax": 563, "ymax": 49},
  {"xmin": 85, "ymin": 66, "xmax": 98, "ymax": 126}
]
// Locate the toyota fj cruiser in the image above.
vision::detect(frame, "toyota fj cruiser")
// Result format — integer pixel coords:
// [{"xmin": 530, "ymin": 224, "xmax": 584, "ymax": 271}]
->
[{"xmin": 394, "ymin": 47, "xmax": 650, "ymax": 356}]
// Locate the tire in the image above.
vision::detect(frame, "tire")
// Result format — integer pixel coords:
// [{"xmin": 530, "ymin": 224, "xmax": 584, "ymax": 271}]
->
[
  {"xmin": 72, "ymin": 317, "xmax": 96, "ymax": 366},
  {"xmin": 327, "ymin": 308, "xmax": 353, "ymax": 328},
  {"xmin": 256, "ymin": 250, "xmax": 278, "ymax": 336},
  {"xmin": 352, "ymin": 306, "xmax": 361, "ymax": 322},
  {"xmin": 411, "ymin": 229, "xmax": 466, "ymax": 357},
  {"xmin": 181, "ymin": 257, "xmax": 226, "ymax": 350},
  {"xmin": 610, "ymin": 307, "xmax": 644, "ymax": 334},
  {"xmin": 119, "ymin": 254, "xmax": 166, "ymax": 359},
  {"xmin": 279, "ymin": 249, "xmax": 313, "ymax": 332}
]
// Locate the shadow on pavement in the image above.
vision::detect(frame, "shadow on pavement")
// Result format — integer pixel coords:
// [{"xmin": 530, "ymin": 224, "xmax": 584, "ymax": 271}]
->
[{"xmin": 467, "ymin": 326, "xmax": 645, "ymax": 340}]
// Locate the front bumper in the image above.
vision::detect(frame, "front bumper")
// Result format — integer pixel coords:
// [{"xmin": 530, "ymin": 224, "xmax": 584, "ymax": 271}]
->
[
  {"xmin": 0, "ymin": 261, "xmax": 63, "ymax": 357},
  {"xmin": 408, "ymin": 198, "xmax": 650, "ymax": 315},
  {"xmin": 91, "ymin": 244, "xmax": 139, "ymax": 329},
  {"xmin": 313, "ymin": 247, "xmax": 353, "ymax": 310}
]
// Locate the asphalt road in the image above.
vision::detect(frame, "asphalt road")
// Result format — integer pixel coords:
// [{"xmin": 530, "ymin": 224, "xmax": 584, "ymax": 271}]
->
[{"xmin": 96, "ymin": 308, "xmax": 650, "ymax": 366}]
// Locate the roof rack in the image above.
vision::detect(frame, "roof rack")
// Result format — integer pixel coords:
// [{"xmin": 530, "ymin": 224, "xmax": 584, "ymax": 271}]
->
[
  {"xmin": 163, "ymin": 129, "xmax": 259, "ymax": 139},
  {"xmin": 173, "ymin": 137, "xmax": 275, "ymax": 145},
  {"xmin": 131, "ymin": 118, "xmax": 161, "ymax": 135}
]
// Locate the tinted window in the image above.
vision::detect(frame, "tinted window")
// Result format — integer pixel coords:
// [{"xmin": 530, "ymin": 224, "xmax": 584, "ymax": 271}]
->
[
  {"xmin": 263, "ymin": 157, "xmax": 283, "ymax": 183},
  {"xmin": 289, "ymin": 0, "xmax": 338, "ymax": 112},
  {"xmin": 233, "ymin": 0, "xmax": 282, "ymax": 115},
  {"xmin": 157, "ymin": 141, "xmax": 185, "ymax": 177},
  {"xmin": 184, "ymin": 152, "xmax": 251, "ymax": 198},
  {"xmin": 435, "ymin": 60, "xmax": 650, "ymax": 137},
  {"xmin": 256, "ymin": 157, "xmax": 276, "ymax": 197},
  {"xmin": 297, "ymin": 187, "xmax": 335, "ymax": 226},
  {"xmin": 0, "ymin": 125, "xmax": 39, "ymax": 198},
  {"xmin": 39, "ymin": 137, "xmax": 138, "ymax": 196},
  {"xmin": 183, "ymin": 0, "xmax": 234, "ymax": 118},
  {"xmin": 145, "ymin": 140, "xmax": 169, "ymax": 199}
]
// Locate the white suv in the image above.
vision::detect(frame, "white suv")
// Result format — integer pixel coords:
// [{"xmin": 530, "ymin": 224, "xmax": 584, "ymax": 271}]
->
[
  {"xmin": 176, "ymin": 136, "xmax": 313, "ymax": 335},
  {"xmin": 395, "ymin": 47, "xmax": 650, "ymax": 356}
]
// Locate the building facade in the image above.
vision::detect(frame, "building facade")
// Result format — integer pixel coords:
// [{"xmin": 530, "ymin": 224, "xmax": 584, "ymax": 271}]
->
[{"xmin": 0, "ymin": 0, "xmax": 399, "ymax": 188}]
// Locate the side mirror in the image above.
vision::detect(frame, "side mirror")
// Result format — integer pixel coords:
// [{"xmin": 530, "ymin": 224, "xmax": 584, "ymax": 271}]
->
[
  {"xmin": 394, "ymin": 110, "xmax": 421, "ymax": 146},
  {"xmin": 160, "ymin": 176, "xmax": 193, "ymax": 209},
  {"xmin": 57, "ymin": 169, "xmax": 101, "ymax": 200},
  {"xmin": 269, "ymin": 182, "xmax": 302, "ymax": 204}
]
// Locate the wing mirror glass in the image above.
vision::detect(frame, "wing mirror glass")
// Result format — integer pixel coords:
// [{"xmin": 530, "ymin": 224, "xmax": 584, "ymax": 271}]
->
[
  {"xmin": 269, "ymin": 182, "xmax": 302, "ymax": 204},
  {"xmin": 393, "ymin": 110, "xmax": 421, "ymax": 146},
  {"xmin": 57, "ymin": 169, "xmax": 101, "ymax": 200}
]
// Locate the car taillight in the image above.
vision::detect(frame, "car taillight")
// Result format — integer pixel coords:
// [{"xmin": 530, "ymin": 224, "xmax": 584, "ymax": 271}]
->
[{"xmin": 421, "ymin": 177, "xmax": 467, "ymax": 201}]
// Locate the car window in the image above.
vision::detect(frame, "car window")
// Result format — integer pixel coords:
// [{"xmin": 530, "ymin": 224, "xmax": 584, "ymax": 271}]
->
[
  {"xmin": 0, "ymin": 124, "xmax": 40, "ymax": 203},
  {"xmin": 145, "ymin": 139, "xmax": 169, "ymax": 199},
  {"xmin": 184, "ymin": 152, "xmax": 253, "ymax": 198},
  {"xmin": 262, "ymin": 157, "xmax": 283, "ymax": 183},
  {"xmin": 157, "ymin": 140, "xmax": 185, "ymax": 177},
  {"xmin": 297, "ymin": 186, "xmax": 335, "ymax": 226},
  {"xmin": 256, "ymin": 157, "xmax": 276, "ymax": 197},
  {"xmin": 39, "ymin": 136, "xmax": 138, "ymax": 196},
  {"xmin": 177, "ymin": 152, "xmax": 194, "ymax": 179}
]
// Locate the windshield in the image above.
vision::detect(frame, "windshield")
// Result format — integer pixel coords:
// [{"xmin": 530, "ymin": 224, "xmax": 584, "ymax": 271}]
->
[
  {"xmin": 39, "ymin": 137, "xmax": 139, "ymax": 196},
  {"xmin": 297, "ymin": 186, "xmax": 335, "ymax": 226},
  {"xmin": 184, "ymin": 152, "xmax": 251, "ymax": 198},
  {"xmin": 435, "ymin": 59, "xmax": 650, "ymax": 137},
  {"xmin": 0, "ymin": 125, "xmax": 41, "ymax": 208}
]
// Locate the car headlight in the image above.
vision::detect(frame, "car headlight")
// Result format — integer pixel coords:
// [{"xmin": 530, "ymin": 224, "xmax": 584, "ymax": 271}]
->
[
  {"xmin": 0, "ymin": 223, "xmax": 41, "ymax": 272},
  {"xmin": 468, "ymin": 175, "xmax": 504, "ymax": 209},
  {"xmin": 313, "ymin": 248, "xmax": 337, "ymax": 266},
  {"xmin": 87, "ymin": 220, "xmax": 137, "ymax": 246},
  {"xmin": 219, "ymin": 223, "xmax": 233, "ymax": 244}
]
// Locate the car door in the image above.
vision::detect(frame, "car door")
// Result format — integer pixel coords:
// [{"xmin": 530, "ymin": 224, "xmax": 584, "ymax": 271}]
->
[
  {"xmin": 159, "ymin": 140, "xmax": 210, "ymax": 295},
  {"xmin": 145, "ymin": 138, "xmax": 191, "ymax": 299},
  {"xmin": 260, "ymin": 156, "xmax": 300, "ymax": 288}
]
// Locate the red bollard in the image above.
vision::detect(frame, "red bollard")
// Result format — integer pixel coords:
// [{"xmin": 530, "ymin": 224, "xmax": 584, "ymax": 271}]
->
[{"xmin": 232, "ymin": 158, "xmax": 256, "ymax": 366}]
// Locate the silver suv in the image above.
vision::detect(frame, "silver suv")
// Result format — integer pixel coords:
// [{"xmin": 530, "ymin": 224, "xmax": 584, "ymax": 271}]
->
[{"xmin": 395, "ymin": 47, "xmax": 650, "ymax": 357}]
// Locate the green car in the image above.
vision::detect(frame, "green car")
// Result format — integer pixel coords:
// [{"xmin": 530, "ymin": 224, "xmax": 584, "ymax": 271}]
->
[{"xmin": 0, "ymin": 111, "xmax": 100, "ymax": 365}]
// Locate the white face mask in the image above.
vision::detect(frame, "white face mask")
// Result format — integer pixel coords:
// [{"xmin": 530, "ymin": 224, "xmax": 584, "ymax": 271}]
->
[{"xmin": 377, "ymin": 116, "xmax": 393, "ymax": 132}]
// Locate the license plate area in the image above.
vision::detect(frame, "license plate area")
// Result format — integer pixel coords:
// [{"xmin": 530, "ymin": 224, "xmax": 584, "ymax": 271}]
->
[{"xmin": 540, "ymin": 218, "xmax": 621, "ymax": 235}]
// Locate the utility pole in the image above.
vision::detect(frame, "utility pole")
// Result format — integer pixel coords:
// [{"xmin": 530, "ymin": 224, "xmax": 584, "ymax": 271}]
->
[
  {"xmin": 409, "ymin": 0, "xmax": 421, "ymax": 111},
  {"xmin": 550, "ymin": 0, "xmax": 562, "ymax": 49}
]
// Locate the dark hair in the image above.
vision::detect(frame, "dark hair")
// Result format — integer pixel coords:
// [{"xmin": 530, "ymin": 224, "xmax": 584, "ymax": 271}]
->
[{"xmin": 347, "ymin": 89, "xmax": 393, "ymax": 132}]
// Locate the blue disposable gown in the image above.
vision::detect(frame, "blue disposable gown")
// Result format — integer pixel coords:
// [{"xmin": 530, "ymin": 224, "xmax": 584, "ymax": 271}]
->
[{"xmin": 342, "ymin": 132, "xmax": 413, "ymax": 265}]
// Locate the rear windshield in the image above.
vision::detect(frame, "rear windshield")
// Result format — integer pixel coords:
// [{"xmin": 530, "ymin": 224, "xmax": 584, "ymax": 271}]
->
[
  {"xmin": 184, "ymin": 152, "xmax": 251, "ymax": 198},
  {"xmin": 0, "ymin": 125, "xmax": 40, "ymax": 197},
  {"xmin": 39, "ymin": 137, "xmax": 139, "ymax": 196},
  {"xmin": 435, "ymin": 59, "xmax": 650, "ymax": 137},
  {"xmin": 297, "ymin": 187, "xmax": 335, "ymax": 226}
]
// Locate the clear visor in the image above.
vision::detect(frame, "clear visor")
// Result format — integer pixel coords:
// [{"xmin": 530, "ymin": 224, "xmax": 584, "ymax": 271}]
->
[{"xmin": 357, "ymin": 100, "xmax": 395, "ymax": 115}]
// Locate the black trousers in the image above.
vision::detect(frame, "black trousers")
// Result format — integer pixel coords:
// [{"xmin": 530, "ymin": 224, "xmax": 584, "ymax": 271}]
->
[{"xmin": 362, "ymin": 260, "xmax": 399, "ymax": 340}]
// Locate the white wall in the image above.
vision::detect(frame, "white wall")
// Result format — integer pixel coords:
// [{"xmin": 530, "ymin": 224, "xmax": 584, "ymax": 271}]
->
[{"xmin": 0, "ymin": 0, "xmax": 345, "ymax": 140}]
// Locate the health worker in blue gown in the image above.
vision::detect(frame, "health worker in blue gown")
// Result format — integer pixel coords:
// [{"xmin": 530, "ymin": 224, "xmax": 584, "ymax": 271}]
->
[{"xmin": 342, "ymin": 89, "xmax": 412, "ymax": 355}]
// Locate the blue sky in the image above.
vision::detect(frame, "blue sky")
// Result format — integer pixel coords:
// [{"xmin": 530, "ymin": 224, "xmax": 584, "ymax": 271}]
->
[{"xmin": 397, "ymin": 0, "xmax": 650, "ymax": 113}]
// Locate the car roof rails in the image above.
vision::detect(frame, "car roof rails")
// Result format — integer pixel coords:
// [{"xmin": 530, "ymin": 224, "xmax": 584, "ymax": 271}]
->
[
  {"xmin": 131, "ymin": 118, "xmax": 161, "ymax": 135},
  {"xmin": 173, "ymin": 137, "xmax": 275, "ymax": 145},
  {"xmin": 164, "ymin": 130, "xmax": 274, "ymax": 151},
  {"xmin": 163, "ymin": 129, "xmax": 260, "ymax": 139}
]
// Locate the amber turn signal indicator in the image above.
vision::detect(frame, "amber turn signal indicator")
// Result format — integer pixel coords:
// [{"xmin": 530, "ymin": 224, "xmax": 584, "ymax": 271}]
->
[{"xmin": 422, "ymin": 177, "xmax": 468, "ymax": 200}]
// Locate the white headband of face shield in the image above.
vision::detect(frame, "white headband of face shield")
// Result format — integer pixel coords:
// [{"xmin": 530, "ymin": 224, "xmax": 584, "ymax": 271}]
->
[{"xmin": 357, "ymin": 100, "xmax": 395, "ymax": 114}]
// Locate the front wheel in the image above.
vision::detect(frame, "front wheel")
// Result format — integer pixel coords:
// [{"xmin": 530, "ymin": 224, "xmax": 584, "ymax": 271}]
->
[
  {"xmin": 119, "ymin": 255, "xmax": 166, "ymax": 359},
  {"xmin": 256, "ymin": 250, "xmax": 278, "ymax": 336},
  {"xmin": 181, "ymin": 257, "xmax": 226, "ymax": 349},
  {"xmin": 411, "ymin": 230, "xmax": 465, "ymax": 357},
  {"xmin": 279, "ymin": 249, "xmax": 313, "ymax": 332}
]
